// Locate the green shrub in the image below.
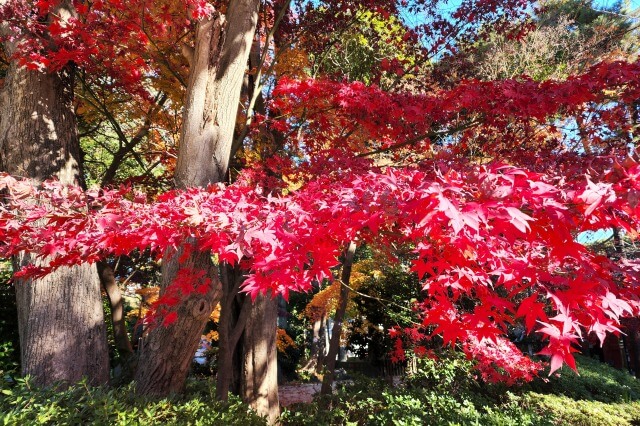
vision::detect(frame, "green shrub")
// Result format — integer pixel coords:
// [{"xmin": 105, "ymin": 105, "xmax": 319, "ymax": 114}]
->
[
  {"xmin": 527, "ymin": 355, "xmax": 640, "ymax": 403},
  {"xmin": 280, "ymin": 376, "xmax": 547, "ymax": 425},
  {"xmin": 523, "ymin": 393, "xmax": 640, "ymax": 426},
  {"xmin": 281, "ymin": 354, "xmax": 640, "ymax": 425},
  {"xmin": 0, "ymin": 377, "xmax": 266, "ymax": 426},
  {"xmin": 405, "ymin": 354, "xmax": 477, "ymax": 394},
  {"xmin": 3, "ymin": 352, "xmax": 640, "ymax": 425}
]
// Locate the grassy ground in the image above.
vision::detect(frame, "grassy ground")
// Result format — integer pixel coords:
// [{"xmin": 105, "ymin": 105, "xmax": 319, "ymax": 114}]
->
[{"xmin": 2, "ymin": 353, "xmax": 640, "ymax": 425}]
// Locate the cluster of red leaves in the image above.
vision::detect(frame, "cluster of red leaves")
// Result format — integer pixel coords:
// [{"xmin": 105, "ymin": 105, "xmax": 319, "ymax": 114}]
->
[
  {"xmin": 0, "ymin": 0, "xmax": 213, "ymax": 97},
  {"xmin": 269, "ymin": 59, "xmax": 640, "ymax": 167},
  {"xmin": 2, "ymin": 155, "xmax": 640, "ymax": 375},
  {"xmin": 462, "ymin": 336, "xmax": 542, "ymax": 384},
  {"xmin": 389, "ymin": 325, "xmax": 542, "ymax": 384}
]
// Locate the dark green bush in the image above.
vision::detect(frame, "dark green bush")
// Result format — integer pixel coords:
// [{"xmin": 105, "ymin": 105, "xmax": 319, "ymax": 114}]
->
[{"xmin": 0, "ymin": 378, "xmax": 266, "ymax": 426}]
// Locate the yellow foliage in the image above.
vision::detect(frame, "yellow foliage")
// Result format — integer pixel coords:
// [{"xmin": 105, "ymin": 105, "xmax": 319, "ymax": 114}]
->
[
  {"xmin": 205, "ymin": 330, "xmax": 219, "ymax": 342},
  {"xmin": 303, "ymin": 259, "xmax": 384, "ymax": 321},
  {"xmin": 126, "ymin": 286, "xmax": 160, "ymax": 322},
  {"xmin": 274, "ymin": 47, "xmax": 310, "ymax": 78},
  {"xmin": 210, "ymin": 303, "xmax": 221, "ymax": 323},
  {"xmin": 304, "ymin": 280, "xmax": 341, "ymax": 321},
  {"xmin": 276, "ymin": 328, "xmax": 297, "ymax": 353}
]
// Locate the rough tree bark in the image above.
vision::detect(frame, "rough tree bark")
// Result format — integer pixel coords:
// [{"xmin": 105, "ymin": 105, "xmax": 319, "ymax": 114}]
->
[
  {"xmin": 134, "ymin": 0, "xmax": 260, "ymax": 396},
  {"xmin": 216, "ymin": 24, "xmax": 283, "ymax": 422},
  {"xmin": 216, "ymin": 265, "xmax": 250, "ymax": 399},
  {"xmin": 0, "ymin": 1, "xmax": 109, "ymax": 386},
  {"xmin": 217, "ymin": 265, "xmax": 280, "ymax": 423},
  {"xmin": 240, "ymin": 293, "xmax": 279, "ymax": 424},
  {"xmin": 320, "ymin": 241, "xmax": 357, "ymax": 396}
]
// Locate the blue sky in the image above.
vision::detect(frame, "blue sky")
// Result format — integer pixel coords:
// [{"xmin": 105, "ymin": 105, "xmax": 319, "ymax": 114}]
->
[
  {"xmin": 400, "ymin": 0, "xmax": 640, "ymax": 28},
  {"xmin": 598, "ymin": 0, "xmax": 640, "ymax": 10}
]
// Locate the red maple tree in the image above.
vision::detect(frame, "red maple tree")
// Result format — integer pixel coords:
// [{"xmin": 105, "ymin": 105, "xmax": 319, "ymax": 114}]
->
[{"xmin": 2, "ymin": 0, "xmax": 640, "ymax": 387}]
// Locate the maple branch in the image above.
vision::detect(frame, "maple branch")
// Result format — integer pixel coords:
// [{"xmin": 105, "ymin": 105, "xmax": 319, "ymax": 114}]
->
[
  {"xmin": 143, "ymin": 27, "xmax": 189, "ymax": 88},
  {"xmin": 357, "ymin": 119, "xmax": 480, "ymax": 158},
  {"xmin": 337, "ymin": 279, "xmax": 420, "ymax": 326},
  {"xmin": 101, "ymin": 92, "xmax": 168, "ymax": 186},
  {"xmin": 77, "ymin": 77, "xmax": 131, "ymax": 148},
  {"xmin": 311, "ymin": 19, "xmax": 359, "ymax": 79},
  {"xmin": 231, "ymin": 0, "xmax": 293, "ymax": 156},
  {"xmin": 77, "ymin": 119, "xmax": 104, "ymax": 138}
]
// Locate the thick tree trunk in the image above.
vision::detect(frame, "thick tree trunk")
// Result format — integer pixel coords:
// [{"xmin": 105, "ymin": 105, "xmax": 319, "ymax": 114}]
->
[
  {"xmin": 0, "ymin": 2, "xmax": 109, "ymax": 386},
  {"xmin": 135, "ymin": 247, "xmax": 220, "ymax": 395},
  {"xmin": 216, "ymin": 265, "xmax": 251, "ymax": 399},
  {"xmin": 134, "ymin": 0, "xmax": 260, "ymax": 396},
  {"xmin": 216, "ymin": 28, "xmax": 284, "ymax": 422},
  {"xmin": 320, "ymin": 241, "xmax": 356, "ymax": 396},
  {"xmin": 240, "ymin": 293, "xmax": 280, "ymax": 424},
  {"xmin": 217, "ymin": 266, "xmax": 280, "ymax": 423}
]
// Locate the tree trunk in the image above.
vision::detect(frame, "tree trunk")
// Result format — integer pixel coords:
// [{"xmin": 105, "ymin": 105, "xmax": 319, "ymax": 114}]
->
[
  {"xmin": 321, "ymin": 241, "xmax": 356, "ymax": 396},
  {"xmin": 97, "ymin": 261, "xmax": 135, "ymax": 379},
  {"xmin": 216, "ymin": 25, "xmax": 285, "ymax": 421},
  {"xmin": 240, "ymin": 293, "xmax": 280, "ymax": 424},
  {"xmin": 216, "ymin": 265, "xmax": 251, "ymax": 399},
  {"xmin": 217, "ymin": 265, "xmax": 280, "ymax": 423},
  {"xmin": 134, "ymin": 247, "xmax": 220, "ymax": 395},
  {"xmin": 299, "ymin": 310, "xmax": 327, "ymax": 373},
  {"xmin": 134, "ymin": 0, "xmax": 260, "ymax": 396},
  {"xmin": 0, "ymin": 1, "xmax": 109, "ymax": 386},
  {"xmin": 315, "ymin": 313, "xmax": 329, "ymax": 373},
  {"xmin": 612, "ymin": 226, "xmax": 625, "ymax": 259}
]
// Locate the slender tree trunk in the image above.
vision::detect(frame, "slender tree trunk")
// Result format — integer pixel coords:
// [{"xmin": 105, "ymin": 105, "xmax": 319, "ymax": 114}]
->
[
  {"xmin": 303, "ymin": 314, "xmax": 325, "ymax": 373},
  {"xmin": 134, "ymin": 0, "xmax": 260, "ymax": 396},
  {"xmin": 315, "ymin": 313, "xmax": 329, "ymax": 373},
  {"xmin": 320, "ymin": 241, "xmax": 356, "ymax": 396},
  {"xmin": 97, "ymin": 261, "xmax": 135, "ymax": 378},
  {"xmin": 299, "ymin": 310, "xmax": 326, "ymax": 373},
  {"xmin": 0, "ymin": 1, "xmax": 108, "ymax": 386},
  {"xmin": 612, "ymin": 226, "xmax": 625, "ymax": 259}
]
